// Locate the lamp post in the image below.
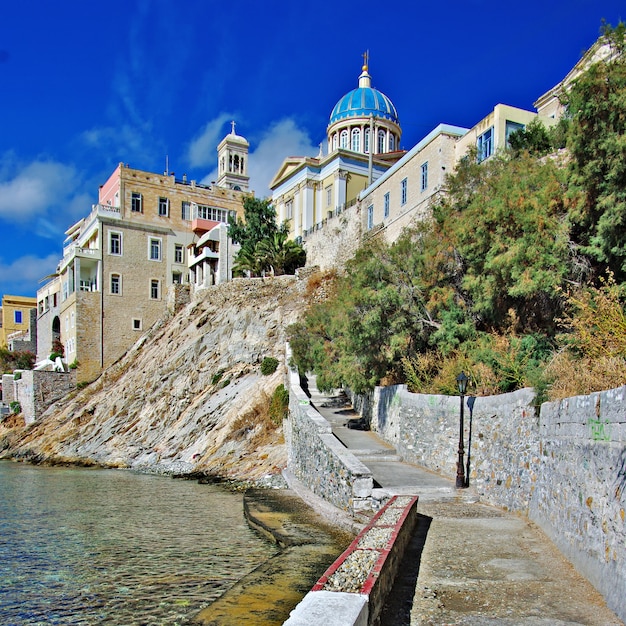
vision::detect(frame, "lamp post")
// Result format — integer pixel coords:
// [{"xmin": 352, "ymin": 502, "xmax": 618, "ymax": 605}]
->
[{"xmin": 455, "ymin": 371, "xmax": 469, "ymax": 489}]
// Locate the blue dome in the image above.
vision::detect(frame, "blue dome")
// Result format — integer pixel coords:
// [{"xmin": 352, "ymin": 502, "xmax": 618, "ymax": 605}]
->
[
  {"xmin": 328, "ymin": 65, "xmax": 399, "ymax": 127},
  {"xmin": 329, "ymin": 85, "xmax": 399, "ymax": 125}
]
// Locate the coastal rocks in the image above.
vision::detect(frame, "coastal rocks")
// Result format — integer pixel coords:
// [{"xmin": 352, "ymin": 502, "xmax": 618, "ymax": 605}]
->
[{"xmin": 0, "ymin": 276, "xmax": 313, "ymax": 481}]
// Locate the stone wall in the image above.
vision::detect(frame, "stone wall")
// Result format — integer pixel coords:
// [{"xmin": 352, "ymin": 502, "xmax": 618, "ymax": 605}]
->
[
  {"xmin": 364, "ymin": 383, "xmax": 625, "ymax": 623},
  {"xmin": 303, "ymin": 203, "xmax": 362, "ymax": 272},
  {"xmin": 285, "ymin": 363, "xmax": 373, "ymax": 514},
  {"xmin": 2, "ymin": 370, "xmax": 76, "ymax": 424},
  {"xmin": 530, "ymin": 387, "xmax": 626, "ymax": 620}
]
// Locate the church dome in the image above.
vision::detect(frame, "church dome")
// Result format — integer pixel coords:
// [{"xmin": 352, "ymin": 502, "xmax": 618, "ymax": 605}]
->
[{"xmin": 329, "ymin": 66, "xmax": 399, "ymax": 125}]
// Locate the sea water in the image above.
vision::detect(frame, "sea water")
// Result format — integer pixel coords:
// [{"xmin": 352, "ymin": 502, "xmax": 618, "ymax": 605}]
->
[{"xmin": 0, "ymin": 461, "xmax": 277, "ymax": 625}]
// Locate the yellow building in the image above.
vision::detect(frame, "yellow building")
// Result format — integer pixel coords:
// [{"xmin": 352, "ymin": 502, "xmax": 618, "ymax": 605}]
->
[
  {"xmin": 271, "ymin": 57, "xmax": 404, "ymax": 244},
  {"xmin": 0, "ymin": 295, "xmax": 37, "ymax": 348}
]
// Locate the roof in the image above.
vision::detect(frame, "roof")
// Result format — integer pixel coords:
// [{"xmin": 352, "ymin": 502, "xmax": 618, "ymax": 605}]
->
[{"xmin": 328, "ymin": 66, "xmax": 399, "ymax": 126}]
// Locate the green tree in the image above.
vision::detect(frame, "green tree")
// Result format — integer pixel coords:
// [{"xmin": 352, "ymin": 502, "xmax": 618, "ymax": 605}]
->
[
  {"xmin": 565, "ymin": 21, "xmax": 626, "ymax": 281},
  {"xmin": 228, "ymin": 197, "xmax": 305, "ymax": 276},
  {"xmin": 508, "ymin": 118, "xmax": 553, "ymax": 157}
]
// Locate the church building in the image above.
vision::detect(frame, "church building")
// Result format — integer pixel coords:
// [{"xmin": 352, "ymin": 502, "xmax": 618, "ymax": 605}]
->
[{"xmin": 270, "ymin": 55, "xmax": 405, "ymax": 241}]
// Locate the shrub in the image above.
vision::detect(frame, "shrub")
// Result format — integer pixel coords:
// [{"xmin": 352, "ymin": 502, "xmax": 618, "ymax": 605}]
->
[
  {"xmin": 69, "ymin": 360, "xmax": 79, "ymax": 369},
  {"xmin": 260, "ymin": 357, "xmax": 279, "ymax": 376},
  {"xmin": 212, "ymin": 369, "xmax": 225, "ymax": 385},
  {"xmin": 269, "ymin": 384, "xmax": 289, "ymax": 425},
  {"xmin": 49, "ymin": 352, "xmax": 63, "ymax": 361},
  {"xmin": 9, "ymin": 401, "xmax": 21, "ymax": 414}
]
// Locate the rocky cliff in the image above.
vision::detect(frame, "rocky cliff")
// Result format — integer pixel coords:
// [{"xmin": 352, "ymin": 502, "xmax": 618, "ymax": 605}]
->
[{"xmin": 0, "ymin": 275, "xmax": 313, "ymax": 481}]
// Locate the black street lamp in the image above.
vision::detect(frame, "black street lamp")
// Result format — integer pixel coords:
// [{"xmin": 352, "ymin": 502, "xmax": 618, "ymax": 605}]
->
[{"xmin": 455, "ymin": 372, "xmax": 469, "ymax": 489}]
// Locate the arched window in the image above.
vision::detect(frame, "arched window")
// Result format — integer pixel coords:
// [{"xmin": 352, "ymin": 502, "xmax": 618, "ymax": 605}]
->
[
  {"xmin": 351, "ymin": 129, "xmax": 361, "ymax": 152},
  {"xmin": 389, "ymin": 135, "xmax": 395, "ymax": 152},
  {"xmin": 377, "ymin": 130, "xmax": 386, "ymax": 154},
  {"xmin": 332, "ymin": 134, "xmax": 338, "ymax": 151},
  {"xmin": 340, "ymin": 130, "xmax": 348, "ymax": 149},
  {"xmin": 364, "ymin": 129, "xmax": 370, "ymax": 154}
]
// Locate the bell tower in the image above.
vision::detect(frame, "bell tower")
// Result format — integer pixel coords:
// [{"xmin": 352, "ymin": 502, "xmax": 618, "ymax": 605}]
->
[{"xmin": 216, "ymin": 121, "xmax": 250, "ymax": 191}]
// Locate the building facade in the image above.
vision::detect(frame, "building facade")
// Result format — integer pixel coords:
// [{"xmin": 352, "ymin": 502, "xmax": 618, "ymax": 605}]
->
[
  {"xmin": 0, "ymin": 295, "xmax": 37, "ymax": 349},
  {"xmin": 37, "ymin": 129, "xmax": 249, "ymax": 382}
]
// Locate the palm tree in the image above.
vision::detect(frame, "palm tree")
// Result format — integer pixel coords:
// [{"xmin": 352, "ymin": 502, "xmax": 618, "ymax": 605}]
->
[{"xmin": 255, "ymin": 231, "xmax": 306, "ymax": 276}]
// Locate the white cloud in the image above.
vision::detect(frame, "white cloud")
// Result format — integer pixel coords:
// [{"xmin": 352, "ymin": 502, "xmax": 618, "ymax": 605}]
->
[
  {"xmin": 247, "ymin": 119, "xmax": 319, "ymax": 198},
  {"xmin": 0, "ymin": 253, "xmax": 59, "ymax": 291},
  {"xmin": 0, "ymin": 161, "xmax": 77, "ymax": 221},
  {"xmin": 187, "ymin": 113, "xmax": 233, "ymax": 168}
]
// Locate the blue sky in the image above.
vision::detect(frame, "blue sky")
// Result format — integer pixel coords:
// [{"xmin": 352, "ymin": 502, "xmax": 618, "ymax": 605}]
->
[{"xmin": 0, "ymin": 0, "xmax": 624, "ymax": 298}]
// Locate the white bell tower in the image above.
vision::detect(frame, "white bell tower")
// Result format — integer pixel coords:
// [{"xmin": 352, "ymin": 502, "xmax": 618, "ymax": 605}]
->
[{"xmin": 216, "ymin": 121, "xmax": 250, "ymax": 191}]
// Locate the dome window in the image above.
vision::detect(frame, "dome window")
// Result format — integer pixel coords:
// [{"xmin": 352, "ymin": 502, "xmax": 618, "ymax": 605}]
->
[
  {"xmin": 351, "ymin": 129, "xmax": 361, "ymax": 152},
  {"xmin": 377, "ymin": 130, "xmax": 386, "ymax": 154},
  {"xmin": 340, "ymin": 130, "xmax": 348, "ymax": 149}
]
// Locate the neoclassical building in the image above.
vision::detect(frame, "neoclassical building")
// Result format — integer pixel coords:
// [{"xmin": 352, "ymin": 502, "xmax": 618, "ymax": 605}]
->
[
  {"xmin": 36, "ymin": 125, "xmax": 249, "ymax": 382},
  {"xmin": 271, "ymin": 56, "xmax": 405, "ymax": 242}
]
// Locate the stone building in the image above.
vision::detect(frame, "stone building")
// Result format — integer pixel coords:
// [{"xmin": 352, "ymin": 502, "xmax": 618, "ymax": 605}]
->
[
  {"xmin": 37, "ymin": 128, "xmax": 249, "ymax": 382},
  {"xmin": 271, "ymin": 55, "xmax": 405, "ymax": 244}
]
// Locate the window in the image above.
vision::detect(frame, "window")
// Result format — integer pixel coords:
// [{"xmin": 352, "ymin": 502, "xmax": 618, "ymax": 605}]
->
[
  {"xmin": 131, "ymin": 192, "xmax": 143, "ymax": 212},
  {"xmin": 384, "ymin": 192, "xmax": 390, "ymax": 218},
  {"xmin": 505, "ymin": 120, "xmax": 525, "ymax": 146},
  {"xmin": 149, "ymin": 238, "xmax": 162, "ymax": 261},
  {"xmin": 326, "ymin": 186, "xmax": 333, "ymax": 208},
  {"xmin": 110, "ymin": 274, "xmax": 121, "ymax": 295},
  {"xmin": 14, "ymin": 310, "xmax": 22, "ymax": 324},
  {"xmin": 367, "ymin": 205, "xmax": 374, "ymax": 230},
  {"xmin": 195, "ymin": 205, "xmax": 230, "ymax": 223},
  {"xmin": 109, "ymin": 231, "xmax": 122, "ymax": 255},
  {"xmin": 332, "ymin": 134, "xmax": 338, "ymax": 151},
  {"xmin": 421, "ymin": 162, "xmax": 428, "ymax": 191},
  {"xmin": 172, "ymin": 272, "xmax": 182, "ymax": 284},
  {"xmin": 351, "ymin": 129, "xmax": 361, "ymax": 152},
  {"xmin": 477, "ymin": 127, "xmax": 494, "ymax": 162},
  {"xmin": 158, "ymin": 197, "xmax": 169, "ymax": 217},
  {"xmin": 132, "ymin": 318, "xmax": 142, "ymax": 331},
  {"xmin": 340, "ymin": 130, "xmax": 348, "ymax": 149},
  {"xmin": 377, "ymin": 130, "xmax": 385, "ymax": 154},
  {"xmin": 389, "ymin": 135, "xmax": 395, "ymax": 151},
  {"xmin": 285, "ymin": 200, "xmax": 293, "ymax": 219},
  {"xmin": 150, "ymin": 279, "xmax": 160, "ymax": 300},
  {"xmin": 182, "ymin": 201, "xmax": 191, "ymax": 221},
  {"xmin": 174, "ymin": 244, "xmax": 184, "ymax": 264},
  {"xmin": 401, "ymin": 178, "xmax": 408, "ymax": 205},
  {"xmin": 364, "ymin": 128, "xmax": 370, "ymax": 154}
]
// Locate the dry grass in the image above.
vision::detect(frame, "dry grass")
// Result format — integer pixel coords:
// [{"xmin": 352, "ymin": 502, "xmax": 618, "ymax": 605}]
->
[
  {"xmin": 227, "ymin": 391, "xmax": 280, "ymax": 449},
  {"xmin": 545, "ymin": 351, "xmax": 626, "ymax": 400}
]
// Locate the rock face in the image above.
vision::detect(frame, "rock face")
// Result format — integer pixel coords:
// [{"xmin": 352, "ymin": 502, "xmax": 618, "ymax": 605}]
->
[{"xmin": 0, "ymin": 276, "xmax": 310, "ymax": 480}]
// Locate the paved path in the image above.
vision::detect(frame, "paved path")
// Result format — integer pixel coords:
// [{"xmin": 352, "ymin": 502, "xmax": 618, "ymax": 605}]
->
[{"xmin": 306, "ymin": 378, "xmax": 623, "ymax": 626}]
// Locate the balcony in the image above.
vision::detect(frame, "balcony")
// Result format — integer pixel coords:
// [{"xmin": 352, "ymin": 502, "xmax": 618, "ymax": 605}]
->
[
  {"xmin": 191, "ymin": 217, "xmax": 221, "ymax": 236},
  {"xmin": 189, "ymin": 246, "xmax": 219, "ymax": 267}
]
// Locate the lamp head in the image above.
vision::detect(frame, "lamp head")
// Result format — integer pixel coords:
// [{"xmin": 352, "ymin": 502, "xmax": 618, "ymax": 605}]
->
[{"xmin": 457, "ymin": 371, "xmax": 469, "ymax": 395}]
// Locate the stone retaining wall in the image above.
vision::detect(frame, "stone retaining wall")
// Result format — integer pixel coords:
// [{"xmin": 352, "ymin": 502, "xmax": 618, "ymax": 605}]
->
[
  {"xmin": 364, "ymin": 383, "xmax": 626, "ymax": 623},
  {"xmin": 285, "ymin": 364, "xmax": 373, "ymax": 514}
]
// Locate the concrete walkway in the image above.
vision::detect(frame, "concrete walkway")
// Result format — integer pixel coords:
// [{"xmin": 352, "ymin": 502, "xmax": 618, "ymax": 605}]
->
[{"xmin": 306, "ymin": 378, "xmax": 624, "ymax": 626}]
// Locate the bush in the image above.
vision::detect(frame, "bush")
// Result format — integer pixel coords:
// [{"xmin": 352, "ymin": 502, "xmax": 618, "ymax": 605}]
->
[
  {"xmin": 212, "ymin": 369, "xmax": 225, "ymax": 385},
  {"xmin": 49, "ymin": 352, "xmax": 63, "ymax": 361},
  {"xmin": 69, "ymin": 359, "xmax": 79, "ymax": 369},
  {"xmin": 9, "ymin": 401, "xmax": 21, "ymax": 414},
  {"xmin": 269, "ymin": 384, "xmax": 289, "ymax": 425},
  {"xmin": 260, "ymin": 357, "xmax": 279, "ymax": 376}
]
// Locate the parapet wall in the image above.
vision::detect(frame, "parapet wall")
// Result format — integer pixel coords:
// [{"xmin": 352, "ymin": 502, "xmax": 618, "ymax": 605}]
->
[
  {"xmin": 285, "ymin": 364, "xmax": 373, "ymax": 514},
  {"xmin": 365, "ymin": 383, "xmax": 626, "ymax": 623}
]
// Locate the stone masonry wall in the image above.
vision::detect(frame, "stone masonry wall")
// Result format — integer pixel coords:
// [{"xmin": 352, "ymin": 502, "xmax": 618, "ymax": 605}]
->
[
  {"xmin": 303, "ymin": 203, "xmax": 362, "ymax": 272},
  {"xmin": 285, "ymin": 363, "xmax": 373, "ymax": 514},
  {"xmin": 16, "ymin": 370, "xmax": 77, "ymax": 425},
  {"xmin": 530, "ymin": 386, "xmax": 626, "ymax": 620},
  {"xmin": 365, "ymin": 383, "xmax": 625, "ymax": 622}
]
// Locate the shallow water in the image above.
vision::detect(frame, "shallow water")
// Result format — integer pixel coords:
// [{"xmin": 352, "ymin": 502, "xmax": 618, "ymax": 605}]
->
[{"xmin": 0, "ymin": 461, "xmax": 277, "ymax": 625}]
